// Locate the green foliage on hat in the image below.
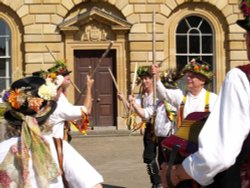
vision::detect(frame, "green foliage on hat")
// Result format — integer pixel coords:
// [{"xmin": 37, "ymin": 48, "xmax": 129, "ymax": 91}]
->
[
  {"xmin": 47, "ymin": 60, "xmax": 67, "ymax": 74},
  {"xmin": 182, "ymin": 59, "xmax": 214, "ymax": 82},
  {"xmin": 137, "ymin": 66, "xmax": 151, "ymax": 77}
]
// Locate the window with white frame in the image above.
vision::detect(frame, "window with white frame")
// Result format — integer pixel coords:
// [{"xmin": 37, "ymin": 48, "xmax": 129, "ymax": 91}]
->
[
  {"xmin": 176, "ymin": 15, "xmax": 214, "ymax": 91},
  {"xmin": 0, "ymin": 19, "xmax": 11, "ymax": 94}
]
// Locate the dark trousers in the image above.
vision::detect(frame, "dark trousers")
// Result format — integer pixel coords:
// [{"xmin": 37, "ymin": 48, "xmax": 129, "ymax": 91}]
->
[
  {"xmin": 143, "ymin": 122, "xmax": 157, "ymax": 163},
  {"xmin": 143, "ymin": 122, "xmax": 162, "ymax": 186}
]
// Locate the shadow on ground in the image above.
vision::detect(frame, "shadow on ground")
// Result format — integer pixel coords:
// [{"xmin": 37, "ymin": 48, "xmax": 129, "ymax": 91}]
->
[{"xmin": 103, "ymin": 184, "xmax": 126, "ymax": 188}]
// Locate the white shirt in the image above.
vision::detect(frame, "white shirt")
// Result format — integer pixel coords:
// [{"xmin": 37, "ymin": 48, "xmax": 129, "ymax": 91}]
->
[
  {"xmin": 49, "ymin": 94, "xmax": 87, "ymax": 139},
  {"xmin": 0, "ymin": 136, "xmax": 103, "ymax": 188},
  {"xmin": 136, "ymin": 92, "xmax": 176, "ymax": 137},
  {"xmin": 135, "ymin": 92, "xmax": 154, "ymax": 121},
  {"xmin": 182, "ymin": 68, "xmax": 250, "ymax": 185},
  {"xmin": 154, "ymin": 100, "xmax": 176, "ymax": 137},
  {"xmin": 156, "ymin": 80, "xmax": 217, "ymax": 118}
]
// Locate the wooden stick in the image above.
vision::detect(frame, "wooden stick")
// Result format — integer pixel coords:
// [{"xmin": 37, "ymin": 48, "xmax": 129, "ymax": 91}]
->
[
  {"xmin": 70, "ymin": 79, "xmax": 81, "ymax": 94},
  {"xmin": 108, "ymin": 68, "xmax": 119, "ymax": 92},
  {"xmin": 131, "ymin": 62, "xmax": 138, "ymax": 93},
  {"xmin": 152, "ymin": 10, "xmax": 157, "ymax": 106},
  {"xmin": 45, "ymin": 45, "xmax": 57, "ymax": 62}
]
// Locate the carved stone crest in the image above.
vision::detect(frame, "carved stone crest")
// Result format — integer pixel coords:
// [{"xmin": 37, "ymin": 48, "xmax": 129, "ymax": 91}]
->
[{"xmin": 75, "ymin": 21, "xmax": 115, "ymax": 41}]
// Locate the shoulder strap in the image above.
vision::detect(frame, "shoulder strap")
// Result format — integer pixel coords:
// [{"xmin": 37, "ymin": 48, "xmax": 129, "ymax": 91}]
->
[
  {"xmin": 204, "ymin": 90, "xmax": 210, "ymax": 112},
  {"xmin": 53, "ymin": 137, "xmax": 70, "ymax": 188},
  {"xmin": 238, "ymin": 64, "xmax": 250, "ymax": 82}
]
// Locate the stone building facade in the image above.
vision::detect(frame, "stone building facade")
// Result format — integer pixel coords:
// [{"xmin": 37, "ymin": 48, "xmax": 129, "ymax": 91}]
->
[{"xmin": 0, "ymin": 0, "xmax": 247, "ymax": 129}]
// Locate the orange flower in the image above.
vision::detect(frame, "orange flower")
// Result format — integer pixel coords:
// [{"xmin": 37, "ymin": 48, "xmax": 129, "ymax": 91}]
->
[
  {"xmin": 48, "ymin": 72, "xmax": 57, "ymax": 79},
  {"xmin": 193, "ymin": 65, "xmax": 200, "ymax": 72},
  {"xmin": 28, "ymin": 97, "xmax": 44, "ymax": 112},
  {"xmin": 8, "ymin": 89, "xmax": 21, "ymax": 109}
]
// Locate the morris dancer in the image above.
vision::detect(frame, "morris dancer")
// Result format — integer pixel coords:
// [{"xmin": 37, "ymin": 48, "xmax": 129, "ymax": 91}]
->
[
  {"xmin": 33, "ymin": 60, "xmax": 94, "ymax": 141},
  {"xmin": 118, "ymin": 66, "xmax": 163, "ymax": 188},
  {"xmin": 0, "ymin": 76, "xmax": 103, "ymax": 188},
  {"xmin": 166, "ymin": 1, "xmax": 250, "ymax": 187},
  {"xmin": 151, "ymin": 59, "xmax": 217, "ymax": 187}
]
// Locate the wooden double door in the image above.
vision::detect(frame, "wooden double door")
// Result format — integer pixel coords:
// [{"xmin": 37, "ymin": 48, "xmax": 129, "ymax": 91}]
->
[{"xmin": 74, "ymin": 50, "xmax": 117, "ymax": 127}]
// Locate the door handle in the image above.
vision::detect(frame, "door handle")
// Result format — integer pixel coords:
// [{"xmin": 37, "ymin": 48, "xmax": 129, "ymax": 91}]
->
[{"xmin": 97, "ymin": 98, "xmax": 101, "ymax": 102}]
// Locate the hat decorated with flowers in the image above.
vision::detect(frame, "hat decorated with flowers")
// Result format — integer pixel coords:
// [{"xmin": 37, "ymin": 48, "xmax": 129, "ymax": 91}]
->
[
  {"xmin": 2, "ymin": 76, "xmax": 61, "ymax": 125},
  {"xmin": 136, "ymin": 66, "xmax": 152, "ymax": 84},
  {"xmin": 137, "ymin": 66, "xmax": 152, "ymax": 78},
  {"xmin": 181, "ymin": 59, "xmax": 214, "ymax": 83},
  {"xmin": 237, "ymin": 0, "xmax": 250, "ymax": 31},
  {"xmin": 47, "ymin": 60, "xmax": 72, "ymax": 77}
]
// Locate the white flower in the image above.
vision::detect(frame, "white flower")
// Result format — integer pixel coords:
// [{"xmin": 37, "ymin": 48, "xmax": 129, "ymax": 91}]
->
[{"xmin": 38, "ymin": 82, "xmax": 57, "ymax": 100}]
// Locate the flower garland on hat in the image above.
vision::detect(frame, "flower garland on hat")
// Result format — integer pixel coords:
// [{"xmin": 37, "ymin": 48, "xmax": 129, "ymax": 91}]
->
[
  {"xmin": 2, "ymin": 76, "xmax": 63, "ymax": 112},
  {"xmin": 182, "ymin": 59, "xmax": 214, "ymax": 83},
  {"xmin": 136, "ymin": 66, "xmax": 152, "ymax": 85}
]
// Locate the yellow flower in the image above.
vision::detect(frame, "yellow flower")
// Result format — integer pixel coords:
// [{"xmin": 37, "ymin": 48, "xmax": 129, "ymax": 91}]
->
[{"xmin": 49, "ymin": 73, "xmax": 57, "ymax": 79}]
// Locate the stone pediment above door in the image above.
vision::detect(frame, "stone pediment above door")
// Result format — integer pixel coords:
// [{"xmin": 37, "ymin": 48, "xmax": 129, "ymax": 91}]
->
[{"xmin": 59, "ymin": 7, "xmax": 131, "ymax": 42}]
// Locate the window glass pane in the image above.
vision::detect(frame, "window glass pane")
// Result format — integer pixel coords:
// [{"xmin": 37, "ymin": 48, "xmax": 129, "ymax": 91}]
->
[
  {"xmin": 0, "ymin": 19, "xmax": 11, "ymax": 95},
  {"xmin": 0, "ymin": 59, "xmax": 6, "ymax": 91},
  {"xmin": 176, "ymin": 56, "xmax": 187, "ymax": 72},
  {"xmin": 0, "ymin": 38, "xmax": 6, "ymax": 56},
  {"xmin": 0, "ymin": 20, "xmax": 7, "ymax": 35},
  {"xmin": 176, "ymin": 20, "xmax": 189, "ymax": 33},
  {"xmin": 187, "ymin": 16, "xmax": 202, "ymax": 28},
  {"xmin": 0, "ymin": 20, "xmax": 10, "ymax": 57},
  {"xmin": 202, "ymin": 36, "xmax": 213, "ymax": 53},
  {"xmin": 0, "ymin": 59, "xmax": 5, "ymax": 76},
  {"xmin": 176, "ymin": 35, "xmax": 187, "ymax": 53},
  {"xmin": 200, "ymin": 21, "xmax": 212, "ymax": 33},
  {"xmin": 176, "ymin": 56, "xmax": 187, "ymax": 91},
  {"xmin": 189, "ymin": 35, "xmax": 200, "ymax": 53}
]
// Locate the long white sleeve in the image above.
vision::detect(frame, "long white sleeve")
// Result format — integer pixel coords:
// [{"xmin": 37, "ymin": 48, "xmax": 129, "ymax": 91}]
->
[
  {"xmin": 156, "ymin": 80, "xmax": 183, "ymax": 109},
  {"xmin": 182, "ymin": 68, "xmax": 250, "ymax": 185}
]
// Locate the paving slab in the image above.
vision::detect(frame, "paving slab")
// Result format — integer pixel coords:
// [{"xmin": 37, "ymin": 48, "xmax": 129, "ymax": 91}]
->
[{"xmin": 70, "ymin": 130, "xmax": 151, "ymax": 188}]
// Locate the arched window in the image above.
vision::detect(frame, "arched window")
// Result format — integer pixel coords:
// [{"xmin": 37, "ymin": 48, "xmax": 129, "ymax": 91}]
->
[
  {"xmin": 0, "ymin": 19, "xmax": 11, "ymax": 92},
  {"xmin": 176, "ymin": 15, "xmax": 214, "ymax": 90}
]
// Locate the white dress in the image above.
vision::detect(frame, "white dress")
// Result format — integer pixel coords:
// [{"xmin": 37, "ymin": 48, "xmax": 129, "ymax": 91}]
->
[
  {"xmin": 0, "ymin": 136, "xmax": 104, "ymax": 188},
  {"xmin": 48, "ymin": 93, "xmax": 87, "ymax": 139},
  {"xmin": 182, "ymin": 68, "xmax": 250, "ymax": 185}
]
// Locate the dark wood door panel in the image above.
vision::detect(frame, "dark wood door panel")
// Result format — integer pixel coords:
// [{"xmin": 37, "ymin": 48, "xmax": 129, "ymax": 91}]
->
[{"xmin": 74, "ymin": 50, "xmax": 116, "ymax": 127}]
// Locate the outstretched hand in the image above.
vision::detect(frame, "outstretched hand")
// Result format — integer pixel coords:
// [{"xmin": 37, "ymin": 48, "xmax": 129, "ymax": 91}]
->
[
  {"xmin": 117, "ymin": 92, "xmax": 125, "ymax": 101},
  {"xmin": 86, "ymin": 75, "xmax": 94, "ymax": 88}
]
